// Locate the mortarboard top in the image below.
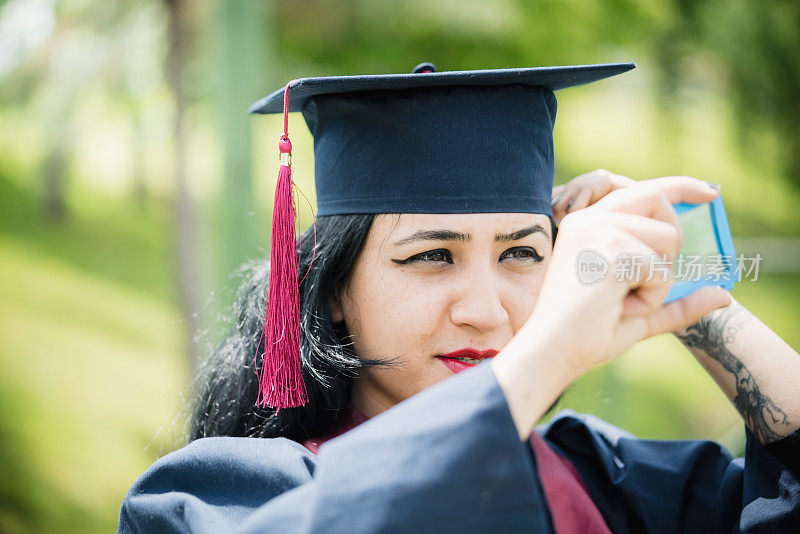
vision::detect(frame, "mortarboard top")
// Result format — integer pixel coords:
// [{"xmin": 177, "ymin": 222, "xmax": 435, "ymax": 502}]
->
[
  {"xmin": 249, "ymin": 62, "xmax": 635, "ymax": 218},
  {"xmin": 248, "ymin": 62, "xmax": 636, "ymax": 114},
  {"xmin": 249, "ymin": 62, "xmax": 636, "ymax": 410}
]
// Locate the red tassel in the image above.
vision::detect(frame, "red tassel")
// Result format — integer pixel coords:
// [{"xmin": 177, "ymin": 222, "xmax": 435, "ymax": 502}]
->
[{"xmin": 257, "ymin": 81, "xmax": 308, "ymax": 409}]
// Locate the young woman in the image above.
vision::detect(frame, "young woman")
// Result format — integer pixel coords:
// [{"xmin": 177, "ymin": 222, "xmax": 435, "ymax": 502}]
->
[{"xmin": 118, "ymin": 63, "xmax": 800, "ymax": 533}]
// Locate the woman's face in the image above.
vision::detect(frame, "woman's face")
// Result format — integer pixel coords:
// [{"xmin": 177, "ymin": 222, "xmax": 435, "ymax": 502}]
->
[{"xmin": 332, "ymin": 212, "xmax": 553, "ymax": 417}]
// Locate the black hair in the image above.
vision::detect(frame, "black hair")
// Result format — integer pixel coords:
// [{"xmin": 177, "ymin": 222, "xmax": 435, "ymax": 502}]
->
[
  {"xmin": 189, "ymin": 214, "xmax": 558, "ymax": 444},
  {"xmin": 189, "ymin": 213, "xmax": 384, "ymax": 443}
]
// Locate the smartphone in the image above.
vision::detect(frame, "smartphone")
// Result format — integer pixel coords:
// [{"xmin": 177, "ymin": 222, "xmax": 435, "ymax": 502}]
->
[{"xmin": 664, "ymin": 194, "xmax": 736, "ymax": 303}]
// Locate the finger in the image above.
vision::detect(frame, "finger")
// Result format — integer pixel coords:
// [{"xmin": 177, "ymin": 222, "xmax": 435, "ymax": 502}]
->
[
  {"xmin": 602, "ymin": 212, "xmax": 683, "ymax": 261},
  {"xmin": 620, "ymin": 246, "xmax": 676, "ymax": 318},
  {"xmin": 597, "ymin": 216, "xmax": 682, "ymax": 316},
  {"xmin": 553, "ymin": 187, "xmax": 573, "ymax": 215},
  {"xmin": 595, "ymin": 177, "xmax": 718, "ymax": 228},
  {"xmin": 587, "ymin": 170, "xmax": 635, "ymax": 205},
  {"xmin": 645, "ymin": 176, "xmax": 720, "ymax": 204},
  {"xmin": 643, "ymin": 286, "xmax": 731, "ymax": 338},
  {"xmin": 594, "ymin": 186, "xmax": 679, "ymax": 229},
  {"xmin": 567, "ymin": 186, "xmax": 593, "ymax": 213},
  {"xmin": 553, "ymin": 192, "xmax": 576, "ymax": 222},
  {"xmin": 647, "ymin": 175, "xmax": 718, "ymax": 195},
  {"xmin": 557, "ymin": 170, "xmax": 603, "ymax": 212},
  {"xmin": 557, "ymin": 170, "xmax": 638, "ymax": 218},
  {"xmin": 551, "ymin": 185, "xmax": 566, "ymax": 215},
  {"xmin": 607, "ymin": 171, "xmax": 637, "ymax": 189},
  {"xmin": 621, "ymin": 271, "xmax": 674, "ymax": 317},
  {"xmin": 602, "ymin": 176, "xmax": 718, "ymax": 213},
  {"xmin": 552, "ymin": 184, "xmax": 565, "ymax": 201}
]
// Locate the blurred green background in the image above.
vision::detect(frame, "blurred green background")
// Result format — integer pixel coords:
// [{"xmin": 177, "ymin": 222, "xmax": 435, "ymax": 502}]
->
[{"xmin": 1, "ymin": 0, "xmax": 799, "ymax": 532}]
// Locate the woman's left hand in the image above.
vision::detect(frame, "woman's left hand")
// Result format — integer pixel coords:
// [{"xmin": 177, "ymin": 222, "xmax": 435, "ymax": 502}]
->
[{"xmin": 551, "ymin": 169, "xmax": 636, "ymax": 223}]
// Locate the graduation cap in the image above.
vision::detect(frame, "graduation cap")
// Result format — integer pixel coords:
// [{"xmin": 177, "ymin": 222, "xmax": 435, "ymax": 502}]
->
[{"xmin": 250, "ymin": 61, "xmax": 636, "ymax": 410}]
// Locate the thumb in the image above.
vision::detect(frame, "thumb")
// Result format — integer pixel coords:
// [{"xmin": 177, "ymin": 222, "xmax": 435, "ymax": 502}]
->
[{"xmin": 642, "ymin": 286, "xmax": 732, "ymax": 337}]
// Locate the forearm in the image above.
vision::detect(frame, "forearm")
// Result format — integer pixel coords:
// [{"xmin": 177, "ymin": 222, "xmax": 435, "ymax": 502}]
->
[
  {"xmin": 492, "ymin": 322, "xmax": 581, "ymax": 440},
  {"xmin": 674, "ymin": 296, "xmax": 800, "ymax": 445}
]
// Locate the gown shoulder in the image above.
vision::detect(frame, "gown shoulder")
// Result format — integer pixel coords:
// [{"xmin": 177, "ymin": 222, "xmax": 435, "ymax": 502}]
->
[
  {"xmin": 119, "ymin": 362, "xmax": 553, "ymax": 534},
  {"xmin": 537, "ymin": 410, "xmax": 800, "ymax": 533}
]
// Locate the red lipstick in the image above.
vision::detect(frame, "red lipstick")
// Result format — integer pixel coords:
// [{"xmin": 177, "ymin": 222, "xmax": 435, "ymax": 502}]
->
[{"xmin": 435, "ymin": 348, "xmax": 499, "ymax": 374}]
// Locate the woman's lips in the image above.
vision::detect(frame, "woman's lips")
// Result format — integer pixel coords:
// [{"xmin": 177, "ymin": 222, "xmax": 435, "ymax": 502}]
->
[{"xmin": 435, "ymin": 348, "xmax": 499, "ymax": 374}]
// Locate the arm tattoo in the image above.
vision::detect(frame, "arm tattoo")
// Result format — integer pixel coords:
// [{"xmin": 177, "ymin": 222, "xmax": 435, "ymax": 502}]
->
[{"xmin": 677, "ymin": 307, "xmax": 790, "ymax": 444}]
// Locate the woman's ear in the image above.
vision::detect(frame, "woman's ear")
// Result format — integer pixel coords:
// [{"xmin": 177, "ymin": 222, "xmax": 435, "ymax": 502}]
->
[{"xmin": 330, "ymin": 291, "xmax": 344, "ymax": 323}]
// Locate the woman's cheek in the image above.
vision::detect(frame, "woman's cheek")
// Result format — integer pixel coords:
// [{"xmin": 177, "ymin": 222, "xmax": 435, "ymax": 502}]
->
[
  {"xmin": 504, "ymin": 274, "xmax": 545, "ymax": 333},
  {"xmin": 398, "ymin": 278, "xmax": 451, "ymax": 323}
]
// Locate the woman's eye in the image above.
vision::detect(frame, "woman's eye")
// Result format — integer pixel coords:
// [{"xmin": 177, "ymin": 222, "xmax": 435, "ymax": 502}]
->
[
  {"xmin": 393, "ymin": 247, "xmax": 542, "ymax": 265},
  {"xmin": 500, "ymin": 246, "xmax": 543, "ymax": 263},
  {"xmin": 393, "ymin": 249, "xmax": 453, "ymax": 265}
]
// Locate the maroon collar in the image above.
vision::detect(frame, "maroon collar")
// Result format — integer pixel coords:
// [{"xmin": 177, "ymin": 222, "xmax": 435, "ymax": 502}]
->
[{"xmin": 302, "ymin": 406, "xmax": 368, "ymax": 455}]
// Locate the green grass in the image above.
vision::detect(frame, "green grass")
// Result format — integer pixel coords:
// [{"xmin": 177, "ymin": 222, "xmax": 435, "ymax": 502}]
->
[{"xmin": 0, "ymin": 173, "xmax": 186, "ymax": 534}]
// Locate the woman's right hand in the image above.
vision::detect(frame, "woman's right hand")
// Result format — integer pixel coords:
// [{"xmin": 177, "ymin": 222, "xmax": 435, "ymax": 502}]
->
[{"xmin": 492, "ymin": 176, "xmax": 732, "ymax": 439}]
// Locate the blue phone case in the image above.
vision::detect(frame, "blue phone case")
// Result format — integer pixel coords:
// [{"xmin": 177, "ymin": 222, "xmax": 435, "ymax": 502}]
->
[{"xmin": 664, "ymin": 195, "xmax": 736, "ymax": 303}]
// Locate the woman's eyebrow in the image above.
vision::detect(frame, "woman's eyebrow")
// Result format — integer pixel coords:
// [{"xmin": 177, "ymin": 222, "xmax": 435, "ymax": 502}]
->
[
  {"xmin": 392, "ymin": 225, "xmax": 548, "ymax": 247},
  {"xmin": 393, "ymin": 229, "xmax": 469, "ymax": 247},
  {"xmin": 495, "ymin": 224, "xmax": 548, "ymax": 242}
]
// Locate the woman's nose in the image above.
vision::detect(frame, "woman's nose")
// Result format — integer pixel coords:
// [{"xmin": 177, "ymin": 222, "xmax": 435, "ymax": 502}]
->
[{"xmin": 448, "ymin": 265, "xmax": 509, "ymax": 333}]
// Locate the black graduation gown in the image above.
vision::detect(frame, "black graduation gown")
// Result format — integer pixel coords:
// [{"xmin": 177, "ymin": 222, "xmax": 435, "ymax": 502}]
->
[{"xmin": 118, "ymin": 362, "xmax": 800, "ymax": 533}]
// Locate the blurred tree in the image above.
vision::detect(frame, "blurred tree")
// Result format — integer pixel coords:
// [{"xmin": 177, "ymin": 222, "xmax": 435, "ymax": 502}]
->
[
  {"xmin": 130, "ymin": 107, "xmax": 148, "ymax": 207},
  {"xmin": 0, "ymin": 0, "xmax": 162, "ymax": 217},
  {"xmin": 41, "ymin": 91, "xmax": 71, "ymax": 222},
  {"xmin": 695, "ymin": 0, "xmax": 800, "ymax": 186},
  {"xmin": 112, "ymin": 3, "xmax": 169, "ymax": 209},
  {"xmin": 215, "ymin": 0, "xmax": 267, "ymax": 285},
  {"xmin": 273, "ymin": 0, "xmax": 652, "ymax": 75},
  {"xmin": 647, "ymin": 0, "xmax": 800, "ymax": 187},
  {"xmin": 165, "ymin": 0, "xmax": 202, "ymax": 373}
]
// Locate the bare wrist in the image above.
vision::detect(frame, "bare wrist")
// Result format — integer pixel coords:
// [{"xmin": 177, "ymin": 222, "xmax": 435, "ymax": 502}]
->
[{"xmin": 491, "ymin": 334, "xmax": 581, "ymax": 439}]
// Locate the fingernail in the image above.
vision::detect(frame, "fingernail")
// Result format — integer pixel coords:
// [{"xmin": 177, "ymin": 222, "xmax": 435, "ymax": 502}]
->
[
  {"xmin": 707, "ymin": 182, "xmax": 721, "ymax": 191},
  {"xmin": 551, "ymin": 194, "xmax": 561, "ymax": 207}
]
